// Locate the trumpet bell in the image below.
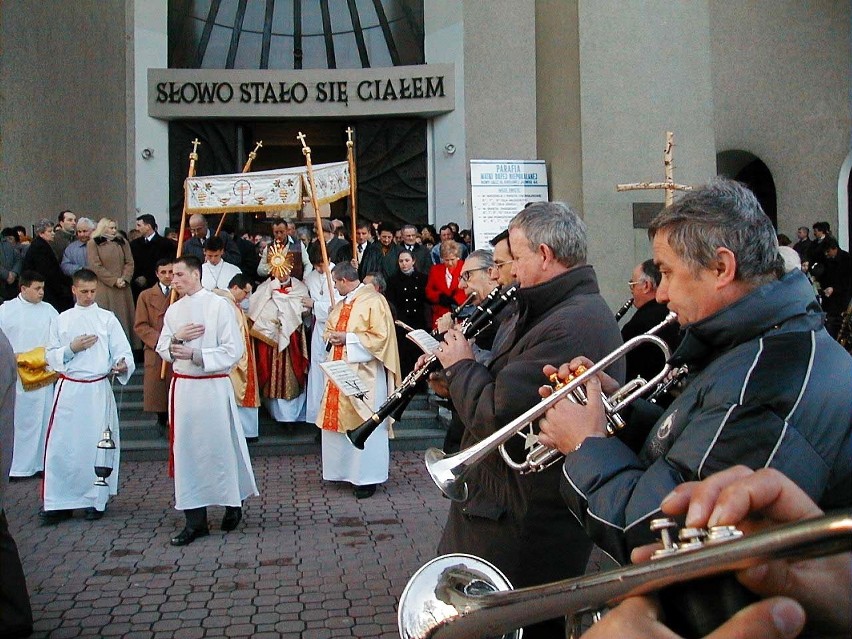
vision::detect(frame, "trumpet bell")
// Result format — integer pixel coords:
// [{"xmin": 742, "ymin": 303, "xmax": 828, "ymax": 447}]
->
[
  {"xmin": 425, "ymin": 447, "xmax": 469, "ymax": 502},
  {"xmin": 398, "ymin": 553, "xmax": 520, "ymax": 639}
]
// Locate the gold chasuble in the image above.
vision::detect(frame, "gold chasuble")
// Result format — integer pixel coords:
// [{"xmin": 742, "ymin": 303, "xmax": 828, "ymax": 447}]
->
[{"xmin": 318, "ymin": 285, "xmax": 401, "ymax": 433}]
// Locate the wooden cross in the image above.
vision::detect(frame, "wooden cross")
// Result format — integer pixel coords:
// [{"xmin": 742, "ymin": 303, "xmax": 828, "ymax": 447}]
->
[
  {"xmin": 345, "ymin": 126, "xmax": 354, "ymax": 148},
  {"xmin": 617, "ymin": 131, "xmax": 692, "ymax": 207}
]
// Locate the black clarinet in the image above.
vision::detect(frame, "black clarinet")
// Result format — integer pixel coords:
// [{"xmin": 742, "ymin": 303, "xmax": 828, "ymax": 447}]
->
[
  {"xmin": 347, "ymin": 285, "xmax": 518, "ymax": 449},
  {"xmin": 614, "ymin": 297, "xmax": 634, "ymax": 322}
]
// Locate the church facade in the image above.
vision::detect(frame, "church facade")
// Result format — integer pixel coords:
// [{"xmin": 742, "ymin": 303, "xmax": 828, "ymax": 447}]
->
[{"xmin": 1, "ymin": 0, "xmax": 848, "ymax": 304}]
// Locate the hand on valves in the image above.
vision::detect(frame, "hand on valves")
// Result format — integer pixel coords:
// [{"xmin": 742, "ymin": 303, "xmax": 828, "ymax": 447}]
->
[
  {"xmin": 580, "ymin": 466, "xmax": 851, "ymax": 639},
  {"xmin": 536, "ymin": 356, "xmax": 619, "ymax": 454}
]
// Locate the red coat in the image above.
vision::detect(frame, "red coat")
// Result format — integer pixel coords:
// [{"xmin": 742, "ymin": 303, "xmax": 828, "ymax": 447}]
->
[{"xmin": 425, "ymin": 260, "xmax": 467, "ymax": 329}]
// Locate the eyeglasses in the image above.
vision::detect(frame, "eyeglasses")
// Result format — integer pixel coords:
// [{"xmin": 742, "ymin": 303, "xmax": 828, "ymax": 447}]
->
[
  {"xmin": 460, "ymin": 267, "xmax": 488, "ymax": 282},
  {"xmin": 627, "ymin": 280, "xmax": 641, "ymax": 288},
  {"xmin": 494, "ymin": 260, "xmax": 515, "ymax": 269}
]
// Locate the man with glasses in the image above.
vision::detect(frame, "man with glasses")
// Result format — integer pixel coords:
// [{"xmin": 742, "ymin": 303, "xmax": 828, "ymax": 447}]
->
[
  {"xmin": 183, "ymin": 214, "xmax": 241, "ymax": 266},
  {"xmin": 620, "ymin": 260, "xmax": 681, "ymax": 411}
]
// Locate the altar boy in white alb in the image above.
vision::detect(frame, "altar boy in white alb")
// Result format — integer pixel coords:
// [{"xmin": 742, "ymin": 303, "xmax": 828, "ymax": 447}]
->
[
  {"xmin": 0, "ymin": 271, "xmax": 58, "ymax": 478},
  {"xmin": 157, "ymin": 256, "xmax": 258, "ymax": 547},
  {"xmin": 41, "ymin": 269, "xmax": 134, "ymax": 524}
]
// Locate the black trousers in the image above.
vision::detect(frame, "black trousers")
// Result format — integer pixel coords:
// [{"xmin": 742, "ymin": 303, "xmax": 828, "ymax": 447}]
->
[
  {"xmin": 184, "ymin": 505, "xmax": 241, "ymax": 529},
  {"xmin": 0, "ymin": 509, "xmax": 33, "ymax": 638}
]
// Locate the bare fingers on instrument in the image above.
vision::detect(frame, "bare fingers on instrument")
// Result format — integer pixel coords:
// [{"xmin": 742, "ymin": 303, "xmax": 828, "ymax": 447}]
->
[
  {"xmin": 655, "ymin": 467, "xmax": 851, "ymax": 635},
  {"xmin": 538, "ymin": 375, "xmax": 607, "ymax": 453},
  {"xmin": 433, "ymin": 328, "xmax": 473, "ymax": 367},
  {"xmin": 658, "ymin": 467, "xmax": 822, "ymax": 530},
  {"xmin": 584, "ymin": 595, "xmax": 805, "ymax": 639},
  {"xmin": 581, "ymin": 596, "xmax": 673, "ymax": 639},
  {"xmin": 414, "ymin": 353, "xmax": 432, "ymax": 371}
]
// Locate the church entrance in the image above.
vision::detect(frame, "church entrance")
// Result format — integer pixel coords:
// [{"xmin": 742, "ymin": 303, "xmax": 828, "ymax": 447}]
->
[{"xmin": 168, "ymin": 117, "xmax": 427, "ymax": 234}]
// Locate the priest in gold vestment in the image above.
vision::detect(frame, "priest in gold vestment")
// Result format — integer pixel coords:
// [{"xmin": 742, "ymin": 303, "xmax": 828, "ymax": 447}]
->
[
  {"xmin": 248, "ymin": 244, "xmax": 310, "ymax": 423},
  {"xmin": 317, "ymin": 262, "xmax": 400, "ymax": 498}
]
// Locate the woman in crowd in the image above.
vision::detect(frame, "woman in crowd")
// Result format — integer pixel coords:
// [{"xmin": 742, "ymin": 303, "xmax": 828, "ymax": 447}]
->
[
  {"xmin": 386, "ymin": 250, "xmax": 430, "ymax": 376},
  {"xmin": 425, "ymin": 240, "xmax": 467, "ymax": 331},
  {"xmin": 87, "ymin": 217, "xmax": 138, "ymax": 347},
  {"xmin": 419, "ymin": 225, "xmax": 438, "ymax": 252}
]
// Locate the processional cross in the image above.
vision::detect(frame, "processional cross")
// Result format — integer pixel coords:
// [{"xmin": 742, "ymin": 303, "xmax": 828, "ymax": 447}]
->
[{"xmin": 617, "ymin": 131, "xmax": 692, "ymax": 207}]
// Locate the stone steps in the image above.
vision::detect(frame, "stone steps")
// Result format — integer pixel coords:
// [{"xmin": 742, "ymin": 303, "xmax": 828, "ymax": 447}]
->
[{"xmin": 116, "ymin": 370, "xmax": 448, "ymax": 461}]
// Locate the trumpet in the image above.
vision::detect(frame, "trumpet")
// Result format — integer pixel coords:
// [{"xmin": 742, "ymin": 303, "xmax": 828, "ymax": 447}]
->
[
  {"xmin": 347, "ymin": 285, "xmax": 518, "ymax": 449},
  {"xmin": 614, "ymin": 296, "xmax": 634, "ymax": 321},
  {"xmin": 427, "ymin": 313, "xmax": 678, "ymax": 499},
  {"xmin": 398, "ymin": 509, "xmax": 852, "ymax": 639}
]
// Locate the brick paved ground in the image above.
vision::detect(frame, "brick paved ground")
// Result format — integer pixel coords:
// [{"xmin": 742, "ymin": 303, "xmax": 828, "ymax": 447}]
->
[{"xmin": 6, "ymin": 451, "xmax": 612, "ymax": 638}]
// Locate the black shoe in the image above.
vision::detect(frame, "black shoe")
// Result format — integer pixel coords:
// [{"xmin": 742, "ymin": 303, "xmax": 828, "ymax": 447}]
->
[
  {"xmin": 84, "ymin": 507, "xmax": 104, "ymax": 521},
  {"xmin": 221, "ymin": 507, "xmax": 242, "ymax": 532},
  {"xmin": 353, "ymin": 484, "xmax": 377, "ymax": 499},
  {"xmin": 39, "ymin": 509, "xmax": 72, "ymax": 526},
  {"xmin": 170, "ymin": 526, "xmax": 209, "ymax": 546}
]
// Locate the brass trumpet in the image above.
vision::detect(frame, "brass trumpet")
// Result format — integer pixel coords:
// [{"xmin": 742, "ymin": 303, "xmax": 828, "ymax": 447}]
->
[
  {"xmin": 427, "ymin": 313, "xmax": 678, "ymax": 499},
  {"xmin": 397, "ymin": 509, "xmax": 852, "ymax": 639}
]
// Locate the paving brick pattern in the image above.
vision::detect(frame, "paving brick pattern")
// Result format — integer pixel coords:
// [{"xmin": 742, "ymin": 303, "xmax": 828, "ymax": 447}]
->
[{"xmin": 7, "ymin": 451, "xmax": 612, "ymax": 638}]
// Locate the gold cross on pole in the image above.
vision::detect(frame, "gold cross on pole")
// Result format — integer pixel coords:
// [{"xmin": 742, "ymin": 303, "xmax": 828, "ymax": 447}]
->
[
  {"xmin": 297, "ymin": 131, "xmax": 310, "ymax": 156},
  {"xmin": 190, "ymin": 138, "xmax": 201, "ymax": 159},
  {"xmin": 617, "ymin": 131, "xmax": 692, "ymax": 207},
  {"xmin": 242, "ymin": 140, "xmax": 263, "ymax": 172},
  {"xmin": 345, "ymin": 126, "xmax": 354, "ymax": 149}
]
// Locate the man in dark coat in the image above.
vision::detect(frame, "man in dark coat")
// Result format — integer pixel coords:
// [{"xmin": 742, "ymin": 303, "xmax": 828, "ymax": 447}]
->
[
  {"xmin": 539, "ymin": 179, "xmax": 852, "ymax": 565},
  {"xmin": 130, "ymin": 214, "xmax": 177, "ymax": 301},
  {"xmin": 620, "ymin": 259, "xmax": 681, "ymax": 414},
  {"xmin": 22, "ymin": 218, "xmax": 73, "ymax": 312},
  {"xmin": 182, "ymin": 214, "xmax": 241, "ymax": 266},
  {"xmin": 818, "ymin": 237, "xmax": 851, "ymax": 339},
  {"xmin": 50, "ymin": 210, "xmax": 76, "ymax": 261},
  {"xmin": 432, "ymin": 202, "xmax": 625, "ymax": 639}
]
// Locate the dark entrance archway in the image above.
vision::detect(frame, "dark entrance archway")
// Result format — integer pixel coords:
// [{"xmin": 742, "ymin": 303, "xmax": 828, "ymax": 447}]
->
[{"xmin": 716, "ymin": 150, "xmax": 777, "ymax": 227}]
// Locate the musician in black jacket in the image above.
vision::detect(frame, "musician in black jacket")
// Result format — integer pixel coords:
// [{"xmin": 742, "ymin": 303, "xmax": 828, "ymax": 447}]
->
[
  {"xmin": 432, "ymin": 202, "xmax": 625, "ymax": 639},
  {"xmin": 620, "ymin": 259, "xmax": 682, "ymax": 415}
]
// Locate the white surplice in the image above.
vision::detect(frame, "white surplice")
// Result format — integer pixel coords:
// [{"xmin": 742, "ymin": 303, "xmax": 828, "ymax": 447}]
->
[
  {"xmin": 0, "ymin": 296, "xmax": 58, "ymax": 476},
  {"xmin": 44, "ymin": 303, "xmax": 134, "ymax": 511},
  {"xmin": 157, "ymin": 288, "xmax": 258, "ymax": 510},
  {"xmin": 201, "ymin": 260, "xmax": 243, "ymax": 292},
  {"xmin": 304, "ymin": 267, "xmax": 341, "ymax": 424}
]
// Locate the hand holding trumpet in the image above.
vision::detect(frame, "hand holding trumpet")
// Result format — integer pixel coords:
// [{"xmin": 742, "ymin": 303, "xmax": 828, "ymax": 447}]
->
[
  {"xmin": 581, "ymin": 467, "xmax": 851, "ymax": 639},
  {"xmin": 536, "ymin": 356, "xmax": 618, "ymax": 454}
]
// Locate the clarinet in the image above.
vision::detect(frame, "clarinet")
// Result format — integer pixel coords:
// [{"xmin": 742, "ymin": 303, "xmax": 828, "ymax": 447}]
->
[
  {"xmin": 614, "ymin": 297, "xmax": 634, "ymax": 322},
  {"xmin": 347, "ymin": 285, "xmax": 518, "ymax": 449}
]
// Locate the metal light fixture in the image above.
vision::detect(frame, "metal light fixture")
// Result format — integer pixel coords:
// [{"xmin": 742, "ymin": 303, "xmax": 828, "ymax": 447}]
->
[{"xmin": 94, "ymin": 427, "xmax": 116, "ymax": 486}]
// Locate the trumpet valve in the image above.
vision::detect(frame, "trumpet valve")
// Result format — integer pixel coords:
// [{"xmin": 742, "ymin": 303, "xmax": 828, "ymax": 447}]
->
[
  {"xmin": 650, "ymin": 517, "xmax": 679, "ymax": 557},
  {"xmin": 549, "ymin": 365, "xmax": 588, "ymax": 389}
]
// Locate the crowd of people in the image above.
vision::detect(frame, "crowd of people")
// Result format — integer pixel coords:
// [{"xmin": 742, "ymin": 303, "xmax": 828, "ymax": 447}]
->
[{"xmin": 1, "ymin": 182, "xmax": 850, "ymax": 638}]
